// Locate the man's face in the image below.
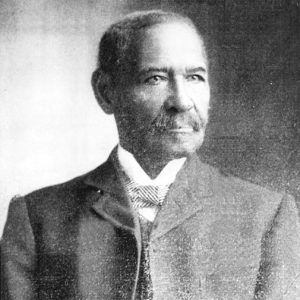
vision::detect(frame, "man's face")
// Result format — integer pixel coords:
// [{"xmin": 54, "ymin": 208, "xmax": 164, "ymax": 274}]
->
[{"xmin": 112, "ymin": 22, "xmax": 210, "ymax": 160}]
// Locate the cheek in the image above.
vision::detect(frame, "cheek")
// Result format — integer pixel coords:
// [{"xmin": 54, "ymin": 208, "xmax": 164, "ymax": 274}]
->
[
  {"xmin": 192, "ymin": 86, "xmax": 210, "ymax": 116},
  {"xmin": 129, "ymin": 89, "xmax": 164, "ymax": 120}
]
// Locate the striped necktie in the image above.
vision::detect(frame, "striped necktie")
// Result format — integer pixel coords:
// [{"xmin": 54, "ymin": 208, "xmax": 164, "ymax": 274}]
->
[{"xmin": 125, "ymin": 181, "xmax": 169, "ymax": 209}]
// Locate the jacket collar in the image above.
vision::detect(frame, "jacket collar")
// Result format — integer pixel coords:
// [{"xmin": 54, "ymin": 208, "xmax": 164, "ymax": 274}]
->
[
  {"xmin": 151, "ymin": 153, "xmax": 214, "ymax": 240},
  {"xmin": 83, "ymin": 147, "xmax": 214, "ymax": 239}
]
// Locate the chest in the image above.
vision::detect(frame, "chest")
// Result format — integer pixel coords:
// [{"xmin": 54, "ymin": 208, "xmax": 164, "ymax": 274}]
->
[
  {"xmin": 149, "ymin": 210, "xmax": 261, "ymax": 300},
  {"xmin": 36, "ymin": 207, "xmax": 262, "ymax": 300}
]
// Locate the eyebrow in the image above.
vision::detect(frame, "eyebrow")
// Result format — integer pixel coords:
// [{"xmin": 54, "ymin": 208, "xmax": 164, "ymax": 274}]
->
[
  {"xmin": 138, "ymin": 66, "xmax": 207, "ymax": 77},
  {"xmin": 185, "ymin": 66, "xmax": 207, "ymax": 73},
  {"xmin": 138, "ymin": 67, "xmax": 169, "ymax": 77}
]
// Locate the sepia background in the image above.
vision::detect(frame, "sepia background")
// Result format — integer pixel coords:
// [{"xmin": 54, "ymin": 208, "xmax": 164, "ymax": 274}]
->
[{"xmin": 1, "ymin": 0, "xmax": 299, "ymax": 235}]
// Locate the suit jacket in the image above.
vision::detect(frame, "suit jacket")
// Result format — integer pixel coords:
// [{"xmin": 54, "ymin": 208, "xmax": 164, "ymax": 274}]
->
[{"xmin": 1, "ymin": 150, "xmax": 300, "ymax": 300}]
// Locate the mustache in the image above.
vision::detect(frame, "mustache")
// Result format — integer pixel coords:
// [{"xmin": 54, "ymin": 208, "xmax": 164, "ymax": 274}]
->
[{"xmin": 149, "ymin": 107, "xmax": 206, "ymax": 133}]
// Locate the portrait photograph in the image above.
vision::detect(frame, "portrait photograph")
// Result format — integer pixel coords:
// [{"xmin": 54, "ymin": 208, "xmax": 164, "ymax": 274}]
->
[{"xmin": 1, "ymin": 0, "xmax": 299, "ymax": 299}]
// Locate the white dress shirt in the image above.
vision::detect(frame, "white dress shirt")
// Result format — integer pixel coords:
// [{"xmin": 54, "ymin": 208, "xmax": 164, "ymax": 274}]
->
[{"xmin": 117, "ymin": 145, "xmax": 186, "ymax": 221}]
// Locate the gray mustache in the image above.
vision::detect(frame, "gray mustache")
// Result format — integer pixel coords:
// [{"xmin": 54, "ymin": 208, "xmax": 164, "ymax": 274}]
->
[{"xmin": 150, "ymin": 109, "xmax": 205, "ymax": 132}]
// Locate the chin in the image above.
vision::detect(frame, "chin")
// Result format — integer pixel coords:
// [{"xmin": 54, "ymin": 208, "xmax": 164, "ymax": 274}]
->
[
  {"xmin": 164, "ymin": 144, "xmax": 201, "ymax": 159},
  {"xmin": 153, "ymin": 136, "xmax": 204, "ymax": 160}
]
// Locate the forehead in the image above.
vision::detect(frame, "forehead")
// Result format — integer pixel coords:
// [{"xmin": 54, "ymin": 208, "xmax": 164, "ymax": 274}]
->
[{"xmin": 132, "ymin": 22, "xmax": 207, "ymax": 71}]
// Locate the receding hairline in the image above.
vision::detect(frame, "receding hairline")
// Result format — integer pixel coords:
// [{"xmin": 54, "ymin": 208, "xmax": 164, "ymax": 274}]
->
[
  {"xmin": 131, "ymin": 21, "xmax": 207, "ymax": 63},
  {"xmin": 96, "ymin": 10, "xmax": 207, "ymax": 80},
  {"xmin": 110, "ymin": 10, "xmax": 196, "ymax": 32}
]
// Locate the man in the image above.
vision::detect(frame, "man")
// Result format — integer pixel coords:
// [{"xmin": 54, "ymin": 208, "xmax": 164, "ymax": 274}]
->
[{"xmin": 1, "ymin": 10, "xmax": 300, "ymax": 300}]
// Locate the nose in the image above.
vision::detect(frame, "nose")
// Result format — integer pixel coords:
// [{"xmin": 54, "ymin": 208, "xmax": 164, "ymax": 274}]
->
[{"xmin": 164, "ymin": 78, "xmax": 194, "ymax": 113}]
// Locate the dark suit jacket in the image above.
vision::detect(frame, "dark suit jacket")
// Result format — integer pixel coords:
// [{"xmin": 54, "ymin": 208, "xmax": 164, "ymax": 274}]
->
[{"xmin": 1, "ymin": 151, "xmax": 300, "ymax": 299}]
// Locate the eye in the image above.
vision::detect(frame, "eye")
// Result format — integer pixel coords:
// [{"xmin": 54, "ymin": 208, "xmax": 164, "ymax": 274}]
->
[
  {"xmin": 144, "ymin": 75, "xmax": 167, "ymax": 85},
  {"xmin": 186, "ymin": 74, "xmax": 205, "ymax": 82}
]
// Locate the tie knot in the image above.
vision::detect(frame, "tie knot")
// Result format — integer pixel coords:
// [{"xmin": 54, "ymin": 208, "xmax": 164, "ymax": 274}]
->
[{"xmin": 126, "ymin": 182, "xmax": 169, "ymax": 208}]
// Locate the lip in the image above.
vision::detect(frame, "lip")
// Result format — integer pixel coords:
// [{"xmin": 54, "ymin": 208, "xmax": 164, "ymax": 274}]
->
[{"xmin": 167, "ymin": 127, "xmax": 194, "ymax": 133}]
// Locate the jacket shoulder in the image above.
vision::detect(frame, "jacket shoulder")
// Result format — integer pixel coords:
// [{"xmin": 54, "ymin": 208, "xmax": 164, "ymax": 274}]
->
[
  {"xmin": 16, "ymin": 167, "xmax": 100, "ymax": 224},
  {"xmin": 207, "ymin": 163, "xmax": 282, "ymax": 197},
  {"xmin": 206, "ymin": 164, "xmax": 286, "ymax": 222}
]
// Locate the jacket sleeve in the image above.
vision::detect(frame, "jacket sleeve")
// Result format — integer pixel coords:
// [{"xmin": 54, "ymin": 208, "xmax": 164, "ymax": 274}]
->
[
  {"xmin": 255, "ymin": 194, "xmax": 300, "ymax": 300},
  {"xmin": 1, "ymin": 196, "xmax": 36, "ymax": 300}
]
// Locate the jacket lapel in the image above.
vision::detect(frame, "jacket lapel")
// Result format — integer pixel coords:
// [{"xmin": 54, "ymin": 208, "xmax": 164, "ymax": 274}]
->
[
  {"xmin": 83, "ymin": 147, "xmax": 139, "ymax": 233},
  {"xmin": 151, "ymin": 154, "xmax": 214, "ymax": 241}
]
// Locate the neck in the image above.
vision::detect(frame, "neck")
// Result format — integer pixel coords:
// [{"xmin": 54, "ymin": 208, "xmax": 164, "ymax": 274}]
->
[
  {"xmin": 120, "ymin": 144, "xmax": 175, "ymax": 179},
  {"xmin": 134, "ymin": 154, "xmax": 170, "ymax": 179}
]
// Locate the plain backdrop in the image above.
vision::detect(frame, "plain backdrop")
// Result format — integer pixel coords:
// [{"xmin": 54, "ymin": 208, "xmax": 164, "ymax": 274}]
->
[{"xmin": 1, "ymin": 0, "xmax": 299, "ymax": 235}]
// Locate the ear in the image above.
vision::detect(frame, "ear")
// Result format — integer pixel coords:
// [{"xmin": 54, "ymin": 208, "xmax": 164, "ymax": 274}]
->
[{"xmin": 91, "ymin": 69, "xmax": 115, "ymax": 115}]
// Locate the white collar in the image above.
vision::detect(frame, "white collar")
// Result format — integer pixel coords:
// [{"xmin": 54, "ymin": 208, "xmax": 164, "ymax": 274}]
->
[{"xmin": 117, "ymin": 145, "xmax": 186, "ymax": 186}]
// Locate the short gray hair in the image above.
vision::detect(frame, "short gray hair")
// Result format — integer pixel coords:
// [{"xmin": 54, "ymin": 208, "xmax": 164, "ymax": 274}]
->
[{"xmin": 95, "ymin": 10, "xmax": 205, "ymax": 84}]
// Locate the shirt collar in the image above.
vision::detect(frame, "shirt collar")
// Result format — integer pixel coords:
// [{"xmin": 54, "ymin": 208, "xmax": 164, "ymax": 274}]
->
[{"xmin": 117, "ymin": 144, "xmax": 186, "ymax": 186}]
